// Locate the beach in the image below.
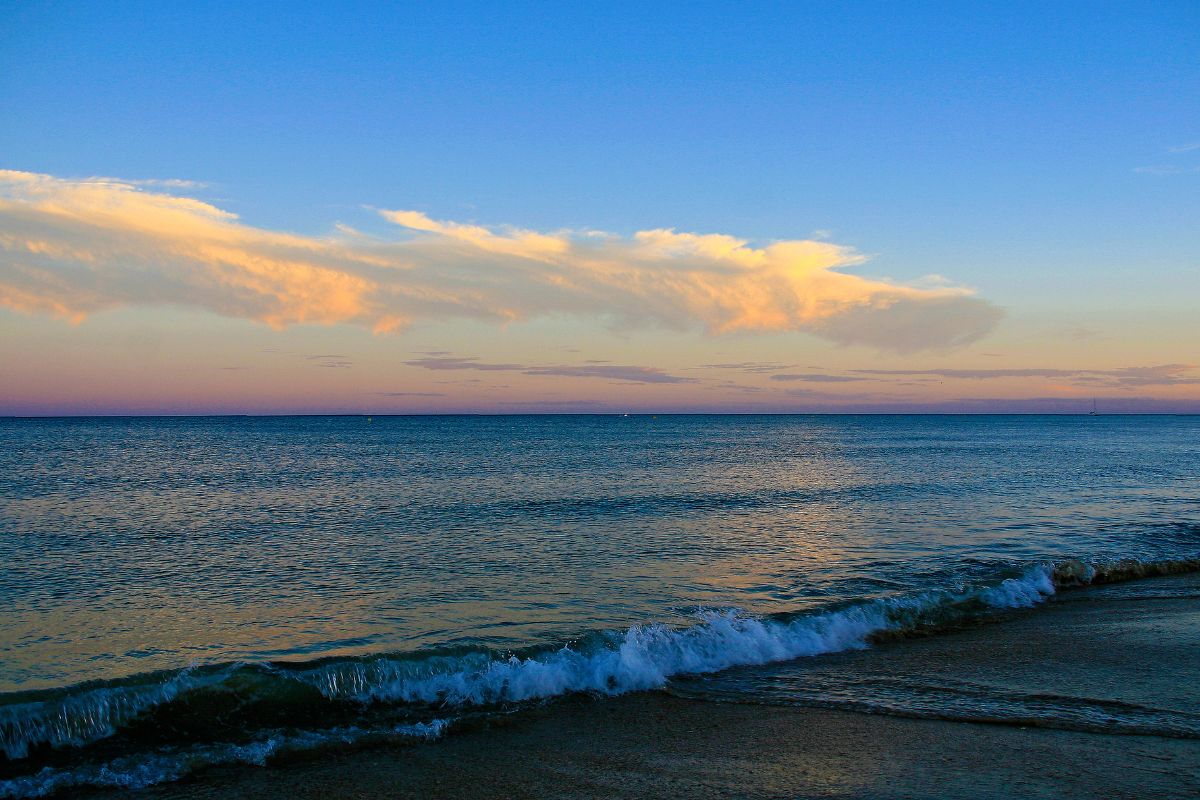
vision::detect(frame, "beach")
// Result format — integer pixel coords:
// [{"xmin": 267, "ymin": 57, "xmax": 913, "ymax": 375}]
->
[
  {"xmin": 4, "ymin": 416, "xmax": 1198, "ymax": 798},
  {"xmin": 4, "ymin": 417, "xmax": 1195, "ymax": 796},
  {"xmin": 5, "ymin": 3, "xmax": 1198, "ymax": 795},
  {"xmin": 79, "ymin": 573, "xmax": 1199, "ymax": 800}
]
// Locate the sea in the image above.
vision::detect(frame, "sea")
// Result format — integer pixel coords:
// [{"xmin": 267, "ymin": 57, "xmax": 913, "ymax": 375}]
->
[{"xmin": 1, "ymin": 415, "xmax": 1198, "ymax": 796}]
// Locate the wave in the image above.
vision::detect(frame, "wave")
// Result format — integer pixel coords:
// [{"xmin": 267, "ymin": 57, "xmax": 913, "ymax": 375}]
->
[
  {"xmin": 2, "ymin": 556, "xmax": 1198, "ymax": 798},
  {"xmin": 812, "ymin": 681, "xmax": 1200, "ymax": 739},
  {"xmin": 0, "ymin": 669, "xmax": 222, "ymax": 761},
  {"xmin": 672, "ymin": 670, "xmax": 1200, "ymax": 740},
  {"xmin": 1059, "ymin": 556, "xmax": 1200, "ymax": 586},
  {"xmin": 0, "ymin": 720, "xmax": 448, "ymax": 798}
]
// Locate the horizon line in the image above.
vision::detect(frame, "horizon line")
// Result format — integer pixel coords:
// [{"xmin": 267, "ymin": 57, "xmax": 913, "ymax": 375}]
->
[{"xmin": 4, "ymin": 411, "xmax": 1198, "ymax": 419}]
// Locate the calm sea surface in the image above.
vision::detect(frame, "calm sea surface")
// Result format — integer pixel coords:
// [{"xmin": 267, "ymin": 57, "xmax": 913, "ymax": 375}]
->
[{"xmin": 1, "ymin": 415, "xmax": 1198, "ymax": 794}]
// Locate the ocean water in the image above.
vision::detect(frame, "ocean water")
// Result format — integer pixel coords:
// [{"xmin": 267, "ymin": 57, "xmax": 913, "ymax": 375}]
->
[{"xmin": 1, "ymin": 415, "xmax": 1198, "ymax": 796}]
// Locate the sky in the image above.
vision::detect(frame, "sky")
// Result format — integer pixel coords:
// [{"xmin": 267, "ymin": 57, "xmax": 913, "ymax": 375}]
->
[{"xmin": 1, "ymin": 0, "xmax": 1197, "ymax": 414}]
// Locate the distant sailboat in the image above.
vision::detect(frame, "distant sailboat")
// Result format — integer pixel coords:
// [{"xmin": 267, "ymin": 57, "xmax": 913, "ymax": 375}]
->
[{"xmin": 1089, "ymin": 399, "xmax": 1098, "ymax": 416}]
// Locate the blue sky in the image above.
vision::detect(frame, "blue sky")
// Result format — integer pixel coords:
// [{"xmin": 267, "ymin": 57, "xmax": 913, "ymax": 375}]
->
[{"xmin": 1, "ymin": 1, "xmax": 1197, "ymax": 412}]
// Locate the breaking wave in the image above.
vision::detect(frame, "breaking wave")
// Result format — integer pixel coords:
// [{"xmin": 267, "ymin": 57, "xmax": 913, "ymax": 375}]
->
[
  {"xmin": 2, "ymin": 557, "xmax": 1197, "ymax": 798},
  {"xmin": 0, "ymin": 720, "xmax": 448, "ymax": 798}
]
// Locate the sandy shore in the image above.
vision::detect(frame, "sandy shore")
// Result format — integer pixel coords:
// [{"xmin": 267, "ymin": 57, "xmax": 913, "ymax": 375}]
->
[{"xmin": 82, "ymin": 575, "xmax": 1200, "ymax": 800}]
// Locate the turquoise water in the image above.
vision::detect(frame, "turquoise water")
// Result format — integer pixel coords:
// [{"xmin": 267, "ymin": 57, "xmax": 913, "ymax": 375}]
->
[{"xmin": 1, "ymin": 415, "xmax": 1198, "ymax": 794}]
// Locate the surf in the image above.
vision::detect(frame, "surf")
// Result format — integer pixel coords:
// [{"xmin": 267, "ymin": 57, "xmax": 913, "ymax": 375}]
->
[{"xmin": 4, "ymin": 557, "xmax": 1198, "ymax": 798}]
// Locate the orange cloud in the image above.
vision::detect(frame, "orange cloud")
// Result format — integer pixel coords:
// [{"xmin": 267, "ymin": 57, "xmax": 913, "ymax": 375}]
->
[{"xmin": 0, "ymin": 170, "xmax": 1001, "ymax": 350}]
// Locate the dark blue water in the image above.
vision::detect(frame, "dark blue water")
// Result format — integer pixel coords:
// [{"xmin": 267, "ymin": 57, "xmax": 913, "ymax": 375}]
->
[{"xmin": 1, "ymin": 415, "xmax": 1198, "ymax": 795}]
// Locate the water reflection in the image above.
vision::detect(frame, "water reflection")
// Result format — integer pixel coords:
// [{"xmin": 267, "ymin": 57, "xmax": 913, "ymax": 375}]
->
[{"xmin": 1, "ymin": 415, "xmax": 1197, "ymax": 691}]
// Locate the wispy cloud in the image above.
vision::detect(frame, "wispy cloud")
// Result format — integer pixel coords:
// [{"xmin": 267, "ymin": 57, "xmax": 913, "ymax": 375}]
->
[
  {"xmin": 851, "ymin": 364, "xmax": 1200, "ymax": 387},
  {"xmin": 530, "ymin": 365, "xmax": 696, "ymax": 384},
  {"xmin": 1089, "ymin": 364, "xmax": 1200, "ymax": 387},
  {"xmin": 376, "ymin": 391, "xmax": 446, "ymax": 397},
  {"xmin": 305, "ymin": 354, "xmax": 353, "ymax": 369},
  {"xmin": 699, "ymin": 361, "xmax": 796, "ymax": 373},
  {"xmin": 768, "ymin": 373, "xmax": 869, "ymax": 383},
  {"xmin": 0, "ymin": 170, "xmax": 1001, "ymax": 351},
  {"xmin": 1134, "ymin": 165, "xmax": 1200, "ymax": 176},
  {"xmin": 854, "ymin": 367, "xmax": 1077, "ymax": 379},
  {"xmin": 403, "ymin": 355, "xmax": 696, "ymax": 384},
  {"xmin": 404, "ymin": 356, "xmax": 525, "ymax": 372},
  {"xmin": 780, "ymin": 387, "xmax": 897, "ymax": 401},
  {"xmin": 1135, "ymin": 142, "xmax": 1200, "ymax": 175},
  {"xmin": 88, "ymin": 176, "xmax": 211, "ymax": 190},
  {"xmin": 498, "ymin": 399, "xmax": 606, "ymax": 407},
  {"xmin": 704, "ymin": 380, "xmax": 768, "ymax": 394}
]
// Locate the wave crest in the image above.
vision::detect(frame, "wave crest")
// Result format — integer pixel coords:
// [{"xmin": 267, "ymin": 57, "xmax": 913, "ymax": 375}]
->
[{"xmin": 2, "ymin": 556, "xmax": 1197, "ymax": 798}]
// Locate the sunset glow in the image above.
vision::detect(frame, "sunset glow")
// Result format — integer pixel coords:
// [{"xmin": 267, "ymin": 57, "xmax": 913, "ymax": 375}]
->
[{"xmin": 1, "ymin": 3, "xmax": 1196, "ymax": 414}]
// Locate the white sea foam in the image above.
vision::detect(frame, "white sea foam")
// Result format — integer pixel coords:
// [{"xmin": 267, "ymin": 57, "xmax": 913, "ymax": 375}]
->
[
  {"xmin": 0, "ymin": 562, "xmax": 1080, "ymax": 800},
  {"xmin": 0, "ymin": 668, "xmax": 220, "ymax": 760},
  {"xmin": 299, "ymin": 564, "xmax": 1060, "ymax": 708},
  {"xmin": 0, "ymin": 720, "xmax": 449, "ymax": 799},
  {"xmin": 980, "ymin": 565, "xmax": 1057, "ymax": 608},
  {"xmin": 302, "ymin": 606, "xmax": 886, "ymax": 705},
  {"xmin": 0, "ymin": 564, "xmax": 1068, "ymax": 772}
]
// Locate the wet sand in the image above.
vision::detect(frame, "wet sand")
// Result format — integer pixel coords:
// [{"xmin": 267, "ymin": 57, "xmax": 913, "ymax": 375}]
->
[{"xmin": 88, "ymin": 575, "xmax": 1200, "ymax": 800}]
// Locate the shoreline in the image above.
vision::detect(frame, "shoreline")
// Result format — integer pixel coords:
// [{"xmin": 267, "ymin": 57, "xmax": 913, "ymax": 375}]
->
[
  {"xmin": 62, "ymin": 574, "xmax": 1200, "ymax": 800},
  {"xmin": 121, "ymin": 694, "xmax": 1199, "ymax": 800}
]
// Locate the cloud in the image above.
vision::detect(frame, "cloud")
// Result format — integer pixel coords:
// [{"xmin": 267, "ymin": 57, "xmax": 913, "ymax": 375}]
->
[
  {"xmin": 376, "ymin": 391, "xmax": 446, "ymax": 397},
  {"xmin": 305, "ymin": 354, "xmax": 353, "ymax": 369},
  {"xmin": 705, "ymin": 380, "xmax": 768, "ymax": 394},
  {"xmin": 1098, "ymin": 364, "xmax": 1200, "ymax": 387},
  {"xmin": 1167, "ymin": 142, "xmax": 1200, "ymax": 154},
  {"xmin": 851, "ymin": 364, "xmax": 1200, "ymax": 387},
  {"xmin": 499, "ymin": 399, "xmax": 606, "ymax": 407},
  {"xmin": 404, "ymin": 356, "xmax": 526, "ymax": 372},
  {"xmin": 1134, "ymin": 165, "xmax": 1200, "ymax": 176},
  {"xmin": 700, "ymin": 361, "xmax": 796, "ymax": 373},
  {"xmin": 0, "ymin": 170, "xmax": 1001, "ymax": 351},
  {"xmin": 779, "ymin": 387, "xmax": 897, "ymax": 401},
  {"xmin": 530, "ymin": 365, "xmax": 695, "ymax": 384},
  {"xmin": 769, "ymin": 373, "xmax": 870, "ymax": 382},
  {"xmin": 402, "ymin": 355, "xmax": 696, "ymax": 384},
  {"xmin": 854, "ymin": 367, "xmax": 1078, "ymax": 379}
]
